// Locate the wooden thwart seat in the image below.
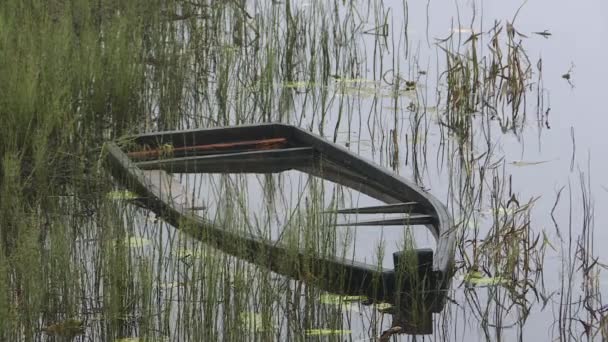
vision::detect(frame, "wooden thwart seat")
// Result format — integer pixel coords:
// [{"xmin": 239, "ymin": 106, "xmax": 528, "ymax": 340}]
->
[
  {"xmin": 335, "ymin": 215, "xmax": 434, "ymax": 226},
  {"xmin": 326, "ymin": 202, "xmax": 421, "ymax": 214}
]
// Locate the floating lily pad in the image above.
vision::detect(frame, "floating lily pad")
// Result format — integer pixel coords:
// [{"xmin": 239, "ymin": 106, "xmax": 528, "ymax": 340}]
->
[
  {"xmin": 305, "ymin": 329, "xmax": 351, "ymax": 336},
  {"xmin": 107, "ymin": 190, "xmax": 140, "ymax": 201},
  {"xmin": 320, "ymin": 294, "xmax": 366, "ymax": 304},
  {"xmin": 451, "ymin": 27, "xmax": 474, "ymax": 34},
  {"xmin": 319, "ymin": 294, "xmax": 363, "ymax": 312},
  {"xmin": 115, "ymin": 337, "xmax": 169, "ymax": 342},
  {"xmin": 463, "ymin": 270, "xmax": 509, "ymax": 287},
  {"xmin": 333, "ymin": 78, "xmax": 378, "ymax": 84}
]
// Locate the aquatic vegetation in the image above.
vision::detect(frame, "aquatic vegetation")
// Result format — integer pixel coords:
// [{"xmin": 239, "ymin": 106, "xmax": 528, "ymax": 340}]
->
[{"xmin": 0, "ymin": 0, "xmax": 603, "ymax": 341}]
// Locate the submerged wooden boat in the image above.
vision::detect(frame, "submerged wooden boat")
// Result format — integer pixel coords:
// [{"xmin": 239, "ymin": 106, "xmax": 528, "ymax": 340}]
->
[{"xmin": 105, "ymin": 123, "xmax": 455, "ymax": 334}]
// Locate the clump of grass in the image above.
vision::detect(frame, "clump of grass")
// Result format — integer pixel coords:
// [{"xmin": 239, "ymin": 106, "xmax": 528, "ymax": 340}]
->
[
  {"xmin": 0, "ymin": 0, "xmax": 162, "ymax": 339},
  {"xmin": 552, "ymin": 165, "xmax": 606, "ymax": 341},
  {"xmin": 436, "ymin": 20, "xmax": 535, "ymax": 152}
]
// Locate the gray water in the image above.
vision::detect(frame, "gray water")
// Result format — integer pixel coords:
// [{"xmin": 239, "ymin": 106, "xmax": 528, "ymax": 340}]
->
[{"xmin": 119, "ymin": 0, "xmax": 608, "ymax": 340}]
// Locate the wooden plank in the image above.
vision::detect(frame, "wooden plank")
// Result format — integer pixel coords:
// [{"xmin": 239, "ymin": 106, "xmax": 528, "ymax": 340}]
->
[
  {"xmin": 136, "ymin": 147, "xmax": 315, "ymax": 173},
  {"xmin": 128, "ymin": 137, "xmax": 288, "ymax": 160},
  {"xmin": 335, "ymin": 215, "xmax": 434, "ymax": 226},
  {"xmin": 327, "ymin": 202, "xmax": 420, "ymax": 214}
]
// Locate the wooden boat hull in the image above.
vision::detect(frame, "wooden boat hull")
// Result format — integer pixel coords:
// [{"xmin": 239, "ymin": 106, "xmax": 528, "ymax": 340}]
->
[{"xmin": 105, "ymin": 123, "xmax": 455, "ymax": 334}]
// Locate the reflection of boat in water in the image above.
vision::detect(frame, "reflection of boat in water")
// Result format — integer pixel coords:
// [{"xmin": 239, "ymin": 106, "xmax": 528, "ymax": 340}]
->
[{"xmin": 105, "ymin": 123, "xmax": 455, "ymax": 334}]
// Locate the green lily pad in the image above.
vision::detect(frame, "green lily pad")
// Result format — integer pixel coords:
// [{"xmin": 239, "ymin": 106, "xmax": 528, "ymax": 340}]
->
[
  {"xmin": 305, "ymin": 329, "xmax": 351, "ymax": 336},
  {"xmin": 333, "ymin": 78, "xmax": 378, "ymax": 84},
  {"xmin": 319, "ymin": 294, "xmax": 363, "ymax": 312},
  {"xmin": 451, "ymin": 27, "xmax": 474, "ymax": 34},
  {"xmin": 107, "ymin": 190, "xmax": 139, "ymax": 200},
  {"xmin": 319, "ymin": 294, "xmax": 366, "ymax": 304},
  {"xmin": 115, "ymin": 337, "xmax": 168, "ymax": 342},
  {"xmin": 464, "ymin": 270, "xmax": 509, "ymax": 286}
]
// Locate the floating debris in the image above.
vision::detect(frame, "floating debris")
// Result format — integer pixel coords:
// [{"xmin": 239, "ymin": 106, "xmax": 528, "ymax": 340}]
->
[
  {"xmin": 379, "ymin": 326, "xmax": 403, "ymax": 341},
  {"xmin": 404, "ymin": 80, "xmax": 416, "ymax": 90},
  {"xmin": 533, "ymin": 29, "xmax": 552, "ymax": 38},
  {"xmin": 159, "ymin": 144, "xmax": 174, "ymax": 158},
  {"xmin": 510, "ymin": 159, "xmax": 554, "ymax": 167},
  {"xmin": 562, "ymin": 63, "xmax": 575, "ymax": 87},
  {"xmin": 542, "ymin": 230, "xmax": 557, "ymax": 252}
]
